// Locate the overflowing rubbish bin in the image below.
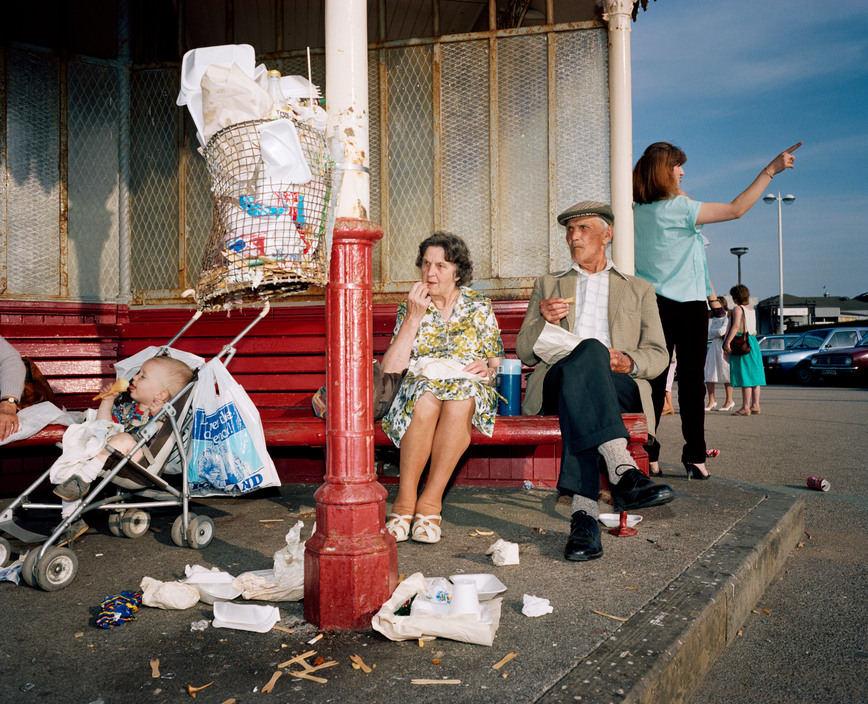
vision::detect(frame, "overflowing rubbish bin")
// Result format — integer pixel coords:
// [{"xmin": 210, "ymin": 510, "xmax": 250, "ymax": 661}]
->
[
  {"xmin": 175, "ymin": 43, "xmax": 333, "ymax": 311},
  {"xmin": 195, "ymin": 118, "xmax": 332, "ymax": 310}
]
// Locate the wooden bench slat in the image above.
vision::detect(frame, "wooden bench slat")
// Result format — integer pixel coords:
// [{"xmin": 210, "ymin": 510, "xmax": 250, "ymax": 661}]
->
[
  {"xmin": 10, "ymin": 342, "xmax": 118, "ymax": 358},
  {"xmin": 27, "ymin": 360, "xmax": 118, "ymax": 376},
  {"xmin": 218, "ymin": 357, "xmax": 325, "ymax": 374},
  {"xmin": 119, "ymin": 337, "xmax": 328, "ymax": 357},
  {"xmin": 234, "ymin": 373, "xmax": 324, "ymax": 391},
  {"xmin": 48, "ymin": 379, "xmax": 109, "ymax": 393}
]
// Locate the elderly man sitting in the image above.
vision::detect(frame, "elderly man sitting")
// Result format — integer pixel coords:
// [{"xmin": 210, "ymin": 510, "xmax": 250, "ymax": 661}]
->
[{"xmin": 517, "ymin": 201, "xmax": 674, "ymax": 561}]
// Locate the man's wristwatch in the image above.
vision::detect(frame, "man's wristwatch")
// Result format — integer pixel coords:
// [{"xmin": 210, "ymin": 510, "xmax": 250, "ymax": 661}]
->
[{"xmin": 0, "ymin": 396, "xmax": 19, "ymax": 409}]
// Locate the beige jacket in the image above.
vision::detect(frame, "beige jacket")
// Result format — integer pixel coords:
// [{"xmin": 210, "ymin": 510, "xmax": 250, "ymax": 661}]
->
[{"xmin": 515, "ymin": 268, "xmax": 668, "ymax": 433}]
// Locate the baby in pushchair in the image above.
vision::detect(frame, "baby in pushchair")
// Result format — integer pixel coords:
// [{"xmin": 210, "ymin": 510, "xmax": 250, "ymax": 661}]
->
[{"xmin": 51, "ymin": 355, "xmax": 194, "ymax": 540}]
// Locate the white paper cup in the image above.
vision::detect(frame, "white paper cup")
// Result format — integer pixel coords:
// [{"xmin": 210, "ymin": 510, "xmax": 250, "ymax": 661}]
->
[{"xmin": 450, "ymin": 580, "xmax": 480, "ymax": 615}]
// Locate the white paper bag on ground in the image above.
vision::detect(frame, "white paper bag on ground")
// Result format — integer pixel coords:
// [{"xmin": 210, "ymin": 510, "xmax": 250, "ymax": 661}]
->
[
  {"xmin": 487, "ymin": 538, "xmax": 520, "ymax": 566},
  {"xmin": 532, "ymin": 322, "xmax": 582, "ymax": 365},
  {"xmin": 184, "ymin": 564, "xmax": 241, "ymax": 604},
  {"xmin": 232, "ymin": 521, "xmax": 305, "ymax": 601},
  {"xmin": 140, "ymin": 576, "xmax": 201, "ymax": 610},
  {"xmin": 371, "ymin": 572, "xmax": 502, "ymax": 646},
  {"xmin": 0, "ymin": 401, "xmax": 82, "ymax": 446},
  {"xmin": 522, "ymin": 593, "xmax": 553, "ymax": 617}
]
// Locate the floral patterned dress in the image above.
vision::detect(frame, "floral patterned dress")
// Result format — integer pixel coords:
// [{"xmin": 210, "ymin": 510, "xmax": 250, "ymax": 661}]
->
[{"xmin": 381, "ymin": 287, "xmax": 504, "ymax": 446}]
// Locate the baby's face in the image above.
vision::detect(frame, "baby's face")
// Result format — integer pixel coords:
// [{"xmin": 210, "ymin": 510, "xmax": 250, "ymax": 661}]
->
[{"xmin": 129, "ymin": 360, "xmax": 169, "ymax": 407}]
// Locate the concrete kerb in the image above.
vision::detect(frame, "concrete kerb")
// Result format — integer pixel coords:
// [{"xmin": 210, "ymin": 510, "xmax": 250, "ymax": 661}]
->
[{"xmin": 536, "ymin": 487, "xmax": 805, "ymax": 704}]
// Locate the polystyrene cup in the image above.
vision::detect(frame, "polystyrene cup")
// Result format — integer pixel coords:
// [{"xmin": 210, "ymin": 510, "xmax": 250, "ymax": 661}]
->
[{"xmin": 450, "ymin": 580, "xmax": 480, "ymax": 615}]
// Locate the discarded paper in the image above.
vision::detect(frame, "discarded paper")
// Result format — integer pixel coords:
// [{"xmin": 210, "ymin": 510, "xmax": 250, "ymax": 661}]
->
[
  {"xmin": 486, "ymin": 539, "xmax": 520, "ymax": 566},
  {"xmin": 522, "ymin": 594, "xmax": 553, "ymax": 617}
]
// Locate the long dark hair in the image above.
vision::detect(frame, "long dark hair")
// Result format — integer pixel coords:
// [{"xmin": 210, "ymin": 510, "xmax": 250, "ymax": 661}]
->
[
  {"xmin": 633, "ymin": 142, "xmax": 687, "ymax": 204},
  {"xmin": 416, "ymin": 231, "xmax": 474, "ymax": 287}
]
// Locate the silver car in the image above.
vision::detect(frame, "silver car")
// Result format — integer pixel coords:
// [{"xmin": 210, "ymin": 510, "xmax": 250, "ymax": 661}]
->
[
  {"xmin": 757, "ymin": 334, "xmax": 799, "ymax": 352},
  {"xmin": 764, "ymin": 327, "xmax": 868, "ymax": 384}
]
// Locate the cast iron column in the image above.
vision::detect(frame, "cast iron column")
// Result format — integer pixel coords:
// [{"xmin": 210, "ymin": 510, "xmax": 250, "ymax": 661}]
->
[{"xmin": 304, "ymin": 217, "xmax": 397, "ymax": 629}]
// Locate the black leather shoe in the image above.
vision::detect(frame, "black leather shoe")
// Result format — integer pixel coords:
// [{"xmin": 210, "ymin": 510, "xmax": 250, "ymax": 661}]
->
[
  {"xmin": 610, "ymin": 466, "xmax": 674, "ymax": 511},
  {"xmin": 564, "ymin": 510, "xmax": 603, "ymax": 562}
]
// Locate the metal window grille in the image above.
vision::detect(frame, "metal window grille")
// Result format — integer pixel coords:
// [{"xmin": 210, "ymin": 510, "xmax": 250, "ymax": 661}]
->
[{"xmin": 1, "ymin": 25, "xmax": 608, "ymax": 305}]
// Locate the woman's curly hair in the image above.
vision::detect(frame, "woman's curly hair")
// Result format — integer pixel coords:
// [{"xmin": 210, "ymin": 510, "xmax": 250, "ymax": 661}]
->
[{"xmin": 416, "ymin": 232, "xmax": 474, "ymax": 287}]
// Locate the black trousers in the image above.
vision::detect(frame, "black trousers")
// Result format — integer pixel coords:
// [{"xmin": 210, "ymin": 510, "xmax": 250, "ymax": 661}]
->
[
  {"xmin": 542, "ymin": 339, "xmax": 643, "ymax": 500},
  {"xmin": 647, "ymin": 295, "xmax": 708, "ymax": 465}
]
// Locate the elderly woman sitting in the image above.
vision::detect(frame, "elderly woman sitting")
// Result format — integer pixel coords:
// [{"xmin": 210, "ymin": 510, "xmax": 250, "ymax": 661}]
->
[{"xmin": 381, "ymin": 232, "xmax": 504, "ymax": 544}]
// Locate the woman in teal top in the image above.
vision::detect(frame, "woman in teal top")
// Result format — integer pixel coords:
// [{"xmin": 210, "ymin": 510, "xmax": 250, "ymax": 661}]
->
[{"xmin": 633, "ymin": 141, "xmax": 801, "ymax": 479}]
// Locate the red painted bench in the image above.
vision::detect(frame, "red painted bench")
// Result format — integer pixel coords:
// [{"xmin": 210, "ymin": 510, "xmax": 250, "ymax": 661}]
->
[{"xmin": 1, "ymin": 301, "xmax": 648, "ymax": 491}]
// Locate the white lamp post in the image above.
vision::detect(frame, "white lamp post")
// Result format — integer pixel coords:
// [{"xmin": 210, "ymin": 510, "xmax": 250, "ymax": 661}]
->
[
  {"xmin": 763, "ymin": 192, "xmax": 796, "ymax": 334},
  {"xmin": 729, "ymin": 246, "xmax": 749, "ymax": 285}
]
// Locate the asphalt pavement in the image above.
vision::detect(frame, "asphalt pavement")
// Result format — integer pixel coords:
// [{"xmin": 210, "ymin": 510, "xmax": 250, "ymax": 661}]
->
[{"xmin": 0, "ymin": 383, "xmax": 864, "ymax": 704}]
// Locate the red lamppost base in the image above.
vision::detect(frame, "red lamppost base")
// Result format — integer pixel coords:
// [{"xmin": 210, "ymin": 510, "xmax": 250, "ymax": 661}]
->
[
  {"xmin": 304, "ymin": 483, "xmax": 398, "ymax": 630},
  {"xmin": 304, "ymin": 218, "xmax": 398, "ymax": 629}
]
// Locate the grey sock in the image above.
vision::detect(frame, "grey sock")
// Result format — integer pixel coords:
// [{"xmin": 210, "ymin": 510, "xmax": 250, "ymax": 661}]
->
[
  {"xmin": 571, "ymin": 493, "xmax": 599, "ymax": 519},
  {"xmin": 598, "ymin": 437, "xmax": 635, "ymax": 485}
]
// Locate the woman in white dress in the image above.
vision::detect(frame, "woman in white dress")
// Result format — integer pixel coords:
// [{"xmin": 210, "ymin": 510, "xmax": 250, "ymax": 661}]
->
[{"xmin": 704, "ymin": 294, "xmax": 734, "ymax": 411}]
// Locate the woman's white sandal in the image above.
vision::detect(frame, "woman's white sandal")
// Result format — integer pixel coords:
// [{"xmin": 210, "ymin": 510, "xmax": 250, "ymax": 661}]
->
[
  {"xmin": 385, "ymin": 513, "xmax": 412, "ymax": 542},
  {"xmin": 411, "ymin": 514, "xmax": 442, "ymax": 544}
]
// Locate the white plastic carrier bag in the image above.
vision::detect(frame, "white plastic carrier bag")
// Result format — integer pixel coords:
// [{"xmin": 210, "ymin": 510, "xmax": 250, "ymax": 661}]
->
[{"xmin": 187, "ymin": 357, "xmax": 279, "ymax": 495}]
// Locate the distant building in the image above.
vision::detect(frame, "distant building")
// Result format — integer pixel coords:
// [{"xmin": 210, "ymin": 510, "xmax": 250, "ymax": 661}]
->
[{"xmin": 756, "ymin": 294, "xmax": 868, "ymax": 334}]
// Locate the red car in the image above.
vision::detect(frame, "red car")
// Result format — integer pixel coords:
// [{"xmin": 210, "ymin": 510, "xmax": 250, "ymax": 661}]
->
[{"xmin": 810, "ymin": 335, "xmax": 868, "ymax": 385}]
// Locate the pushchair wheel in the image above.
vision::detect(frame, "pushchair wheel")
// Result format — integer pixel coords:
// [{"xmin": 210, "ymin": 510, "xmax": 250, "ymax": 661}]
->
[
  {"xmin": 21, "ymin": 548, "xmax": 38, "ymax": 586},
  {"xmin": 0, "ymin": 537, "xmax": 11, "ymax": 568},
  {"xmin": 107, "ymin": 512, "xmax": 123, "ymax": 537},
  {"xmin": 171, "ymin": 513, "xmax": 214, "ymax": 549},
  {"xmin": 171, "ymin": 513, "xmax": 190, "ymax": 547},
  {"xmin": 187, "ymin": 515, "xmax": 214, "ymax": 549},
  {"xmin": 24, "ymin": 546, "xmax": 79, "ymax": 591},
  {"xmin": 109, "ymin": 510, "xmax": 151, "ymax": 538},
  {"xmin": 121, "ymin": 510, "xmax": 151, "ymax": 539}
]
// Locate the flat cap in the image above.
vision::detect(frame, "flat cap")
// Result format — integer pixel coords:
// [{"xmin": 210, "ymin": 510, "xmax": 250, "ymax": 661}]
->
[{"xmin": 556, "ymin": 200, "xmax": 614, "ymax": 226}]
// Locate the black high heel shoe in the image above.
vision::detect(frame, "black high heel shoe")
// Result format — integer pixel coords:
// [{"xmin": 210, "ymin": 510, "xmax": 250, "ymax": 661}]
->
[{"xmin": 684, "ymin": 462, "xmax": 710, "ymax": 480}]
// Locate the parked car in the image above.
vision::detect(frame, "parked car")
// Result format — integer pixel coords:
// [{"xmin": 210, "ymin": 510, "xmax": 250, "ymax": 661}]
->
[
  {"xmin": 810, "ymin": 334, "xmax": 868, "ymax": 385},
  {"xmin": 757, "ymin": 334, "xmax": 799, "ymax": 352},
  {"xmin": 763, "ymin": 327, "xmax": 868, "ymax": 384}
]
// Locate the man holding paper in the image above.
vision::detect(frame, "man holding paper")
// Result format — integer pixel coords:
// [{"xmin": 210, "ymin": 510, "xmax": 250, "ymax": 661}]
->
[{"xmin": 516, "ymin": 201, "xmax": 673, "ymax": 562}]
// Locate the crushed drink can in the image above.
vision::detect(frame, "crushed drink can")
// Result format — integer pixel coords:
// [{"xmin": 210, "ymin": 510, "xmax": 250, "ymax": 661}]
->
[{"xmin": 806, "ymin": 476, "xmax": 830, "ymax": 492}]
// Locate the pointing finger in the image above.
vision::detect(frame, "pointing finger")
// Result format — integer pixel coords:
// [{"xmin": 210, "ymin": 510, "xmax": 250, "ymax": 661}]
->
[{"xmin": 785, "ymin": 141, "xmax": 803, "ymax": 154}]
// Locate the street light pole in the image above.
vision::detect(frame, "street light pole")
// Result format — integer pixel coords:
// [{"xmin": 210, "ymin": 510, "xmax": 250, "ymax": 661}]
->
[
  {"xmin": 730, "ymin": 246, "xmax": 749, "ymax": 286},
  {"xmin": 763, "ymin": 192, "xmax": 796, "ymax": 334}
]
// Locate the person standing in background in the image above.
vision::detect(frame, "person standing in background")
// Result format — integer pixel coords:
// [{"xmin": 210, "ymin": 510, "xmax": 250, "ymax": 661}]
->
[
  {"xmin": 705, "ymin": 291, "xmax": 734, "ymax": 412},
  {"xmin": 632, "ymin": 140, "xmax": 801, "ymax": 480},
  {"xmin": 724, "ymin": 284, "xmax": 766, "ymax": 416}
]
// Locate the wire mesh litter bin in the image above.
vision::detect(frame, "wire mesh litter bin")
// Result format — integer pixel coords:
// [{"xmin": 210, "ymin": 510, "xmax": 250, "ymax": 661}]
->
[{"xmin": 195, "ymin": 119, "xmax": 333, "ymax": 311}]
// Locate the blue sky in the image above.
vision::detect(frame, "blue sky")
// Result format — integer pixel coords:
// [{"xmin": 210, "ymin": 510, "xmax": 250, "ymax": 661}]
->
[{"xmin": 630, "ymin": 0, "xmax": 868, "ymax": 301}]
